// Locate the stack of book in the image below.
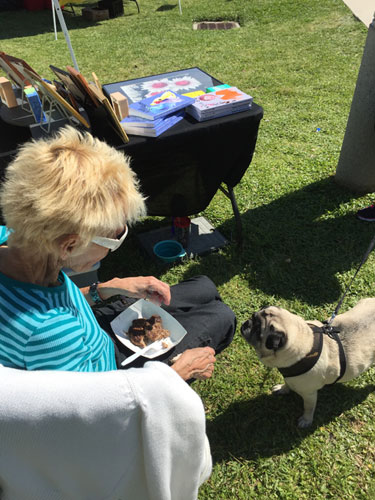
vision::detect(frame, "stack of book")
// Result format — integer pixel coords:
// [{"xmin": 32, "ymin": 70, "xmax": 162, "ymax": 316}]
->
[
  {"xmin": 121, "ymin": 112, "xmax": 184, "ymax": 137},
  {"xmin": 121, "ymin": 90, "xmax": 195, "ymax": 137},
  {"xmin": 186, "ymin": 86, "xmax": 253, "ymax": 122}
]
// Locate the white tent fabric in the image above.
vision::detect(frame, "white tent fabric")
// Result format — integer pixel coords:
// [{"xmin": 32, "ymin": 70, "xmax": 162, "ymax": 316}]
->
[{"xmin": 342, "ymin": 0, "xmax": 374, "ymax": 26}]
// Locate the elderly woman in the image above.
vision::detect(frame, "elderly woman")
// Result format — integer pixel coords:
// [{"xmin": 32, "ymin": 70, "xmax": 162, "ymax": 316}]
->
[{"xmin": 0, "ymin": 126, "xmax": 235, "ymax": 380}]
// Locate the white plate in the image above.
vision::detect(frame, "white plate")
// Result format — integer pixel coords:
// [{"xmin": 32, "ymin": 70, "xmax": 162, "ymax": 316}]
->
[{"xmin": 110, "ymin": 299, "xmax": 187, "ymax": 358}]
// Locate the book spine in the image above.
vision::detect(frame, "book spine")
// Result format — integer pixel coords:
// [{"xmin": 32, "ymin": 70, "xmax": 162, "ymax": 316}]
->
[{"xmin": 24, "ymin": 87, "xmax": 47, "ymax": 123}]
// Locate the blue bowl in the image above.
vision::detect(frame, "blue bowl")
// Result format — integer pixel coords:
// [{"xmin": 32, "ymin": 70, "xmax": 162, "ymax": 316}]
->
[{"xmin": 153, "ymin": 240, "xmax": 186, "ymax": 262}]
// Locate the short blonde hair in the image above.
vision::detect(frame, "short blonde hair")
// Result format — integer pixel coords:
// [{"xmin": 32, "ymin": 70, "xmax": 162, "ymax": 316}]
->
[{"xmin": 0, "ymin": 126, "xmax": 146, "ymax": 252}]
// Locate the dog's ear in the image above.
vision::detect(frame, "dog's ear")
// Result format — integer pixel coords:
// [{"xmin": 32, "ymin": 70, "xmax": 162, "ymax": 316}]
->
[
  {"xmin": 260, "ymin": 304, "xmax": 271, "ymax": 311},
  {"xmin": 265, "ymin": 331, "xmax": 286, "ymax": 351}
]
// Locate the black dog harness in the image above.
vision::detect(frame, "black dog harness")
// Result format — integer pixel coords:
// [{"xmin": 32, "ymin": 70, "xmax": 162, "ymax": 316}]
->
[{"xmin": 278, "ymin": 323, "xmax": 346, "ymax": 385}]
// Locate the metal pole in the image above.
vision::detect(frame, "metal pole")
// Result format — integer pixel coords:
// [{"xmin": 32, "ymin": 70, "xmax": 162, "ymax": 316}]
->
[
  {"xmin": 52, "ymin": 1, "xmax": 58, "ymax": 41},
  {"xmin": 51, "ymin": 0, "xmax": 80, "ymax": 71}
]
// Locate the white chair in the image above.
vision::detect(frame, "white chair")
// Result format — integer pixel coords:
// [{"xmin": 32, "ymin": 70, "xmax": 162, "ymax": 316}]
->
[{"xmin": 0, "ymin": 362, "xmax": 212, "ymax": 500}]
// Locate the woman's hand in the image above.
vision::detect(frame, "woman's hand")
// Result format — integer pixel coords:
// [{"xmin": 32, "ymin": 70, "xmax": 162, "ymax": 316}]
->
[
  {"xmin": 97, "ymin": 276, "xmax": 171, "ymax": 305},
  {"xmin": 171, "ymin": 347, "xmax": 216, "ymax": 381}
]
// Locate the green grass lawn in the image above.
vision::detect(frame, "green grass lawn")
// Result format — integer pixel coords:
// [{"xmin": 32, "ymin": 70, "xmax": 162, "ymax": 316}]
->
[{"xmin": 2, "ymin": 0, "xmax": 375, "ymax": 497}]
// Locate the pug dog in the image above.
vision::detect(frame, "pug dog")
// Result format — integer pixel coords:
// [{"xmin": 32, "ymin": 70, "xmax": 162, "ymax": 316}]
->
[{"xmin": 241, "ymin": 299, "xmax": 375, "ymax": 428}]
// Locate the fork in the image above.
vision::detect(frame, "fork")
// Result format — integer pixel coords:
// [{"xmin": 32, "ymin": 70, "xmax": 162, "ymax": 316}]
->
[{"xmin": 121, "ymin": 339, "xmax": 164, "ymax": 367}]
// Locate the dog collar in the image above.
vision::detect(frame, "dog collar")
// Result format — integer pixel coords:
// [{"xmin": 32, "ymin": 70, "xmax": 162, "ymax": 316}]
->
[
  {"xmin": 278, "ymin": 325, "xmax": 323, "ymax": 379},
  {"xmin": 278, "ymin": 324, "xmax": 346, "ymax": 384}
]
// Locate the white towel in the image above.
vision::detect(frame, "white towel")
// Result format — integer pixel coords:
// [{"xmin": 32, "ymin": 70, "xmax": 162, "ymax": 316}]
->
[{"xmin": 0, "ymin": 362, "xmax": 212, "ymax": 500}]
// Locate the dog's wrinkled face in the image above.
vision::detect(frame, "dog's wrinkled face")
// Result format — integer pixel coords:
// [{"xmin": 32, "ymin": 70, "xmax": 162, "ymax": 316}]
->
[{"xmin": 241, "ymin": 306, "xmax": 289, "ymax": 366}]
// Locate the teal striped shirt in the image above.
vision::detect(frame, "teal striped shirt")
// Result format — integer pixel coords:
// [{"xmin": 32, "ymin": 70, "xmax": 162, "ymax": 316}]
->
[{"xmin": 0, "ymin": 270, "xmax": 117, "ymax": 371}]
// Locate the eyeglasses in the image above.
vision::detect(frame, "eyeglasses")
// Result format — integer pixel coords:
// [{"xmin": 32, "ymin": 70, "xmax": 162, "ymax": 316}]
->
[{"xmin": 92, "ymin": 225, "xmax": 128, "ymax": 252}]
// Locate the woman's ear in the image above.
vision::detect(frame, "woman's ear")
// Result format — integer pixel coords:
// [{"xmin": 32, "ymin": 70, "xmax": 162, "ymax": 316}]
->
[{"xmin": 58, "ymin": 234, "xmax": 80, "ymax": 260}]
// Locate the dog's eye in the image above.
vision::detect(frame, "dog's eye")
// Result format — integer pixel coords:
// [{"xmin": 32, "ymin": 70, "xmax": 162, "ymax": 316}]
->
[{"xmin": 265, "ymin": 330, "xmax": 286, "ymax": 351}]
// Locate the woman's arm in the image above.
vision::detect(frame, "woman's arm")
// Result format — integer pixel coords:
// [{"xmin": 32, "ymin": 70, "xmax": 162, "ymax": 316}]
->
[
  {"xmin": 81, "ymin": 278, "xmax": 216, "ymax": 380},
  {"xmin": 81, "ymin": 276, "xmax": 171, "ymax": 306}
]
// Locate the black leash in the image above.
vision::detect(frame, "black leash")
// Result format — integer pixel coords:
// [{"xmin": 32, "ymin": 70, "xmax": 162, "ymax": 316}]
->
[
  {"xmin": 319, "ymin": 232, "xmax": 375, "ymax": 384},
  {"xmin": 279, "ymin": 233, "xmax": 375, "ymax": 383},
  {"xmin": 324, "ymin": 232, "xmax": 375, "ymax": 330}
]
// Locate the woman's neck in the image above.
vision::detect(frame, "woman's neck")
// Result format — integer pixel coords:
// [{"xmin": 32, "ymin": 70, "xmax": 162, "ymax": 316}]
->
[{"xmin": 0, "ymin": 246, "xmax": 62, "ymax": 287}]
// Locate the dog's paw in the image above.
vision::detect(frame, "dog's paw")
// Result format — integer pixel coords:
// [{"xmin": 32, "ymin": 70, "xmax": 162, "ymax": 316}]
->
[
  {"xmin": 272, "ymin": 383, "xmax": 290, "ymax": 395},
  {"xmin": 297, "ymin": 415, "xmax": 313, "ymax": 428}
]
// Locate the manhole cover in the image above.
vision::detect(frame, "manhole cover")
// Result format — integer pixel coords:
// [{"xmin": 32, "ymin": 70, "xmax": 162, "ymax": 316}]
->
[{"xmin": 193, "ymin": 21, "xmax": 240, "ymax": 30}]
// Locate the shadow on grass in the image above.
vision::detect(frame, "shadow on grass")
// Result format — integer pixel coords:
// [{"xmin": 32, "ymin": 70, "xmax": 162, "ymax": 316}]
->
[
  {"xmin": 207, "ymin": 382, "xmax": 375, "ymax": 462},
  {"xmin": 156, "ymin": 4, "xmax": 178, "ymax": 12},
  {"xmin": 101, "ymin": 176, "xmax": 373, "ymax": 308},
  {"xmin": 0, "ymin": 9, "xmax": 96, "ymax": 39},
  {"xmin": 0, "ymin": 4, "xmax": 138, "ymax": 40},
  {"xmin": 182, "ymin": 176, "xmax": 373, "ymax": 305}
]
